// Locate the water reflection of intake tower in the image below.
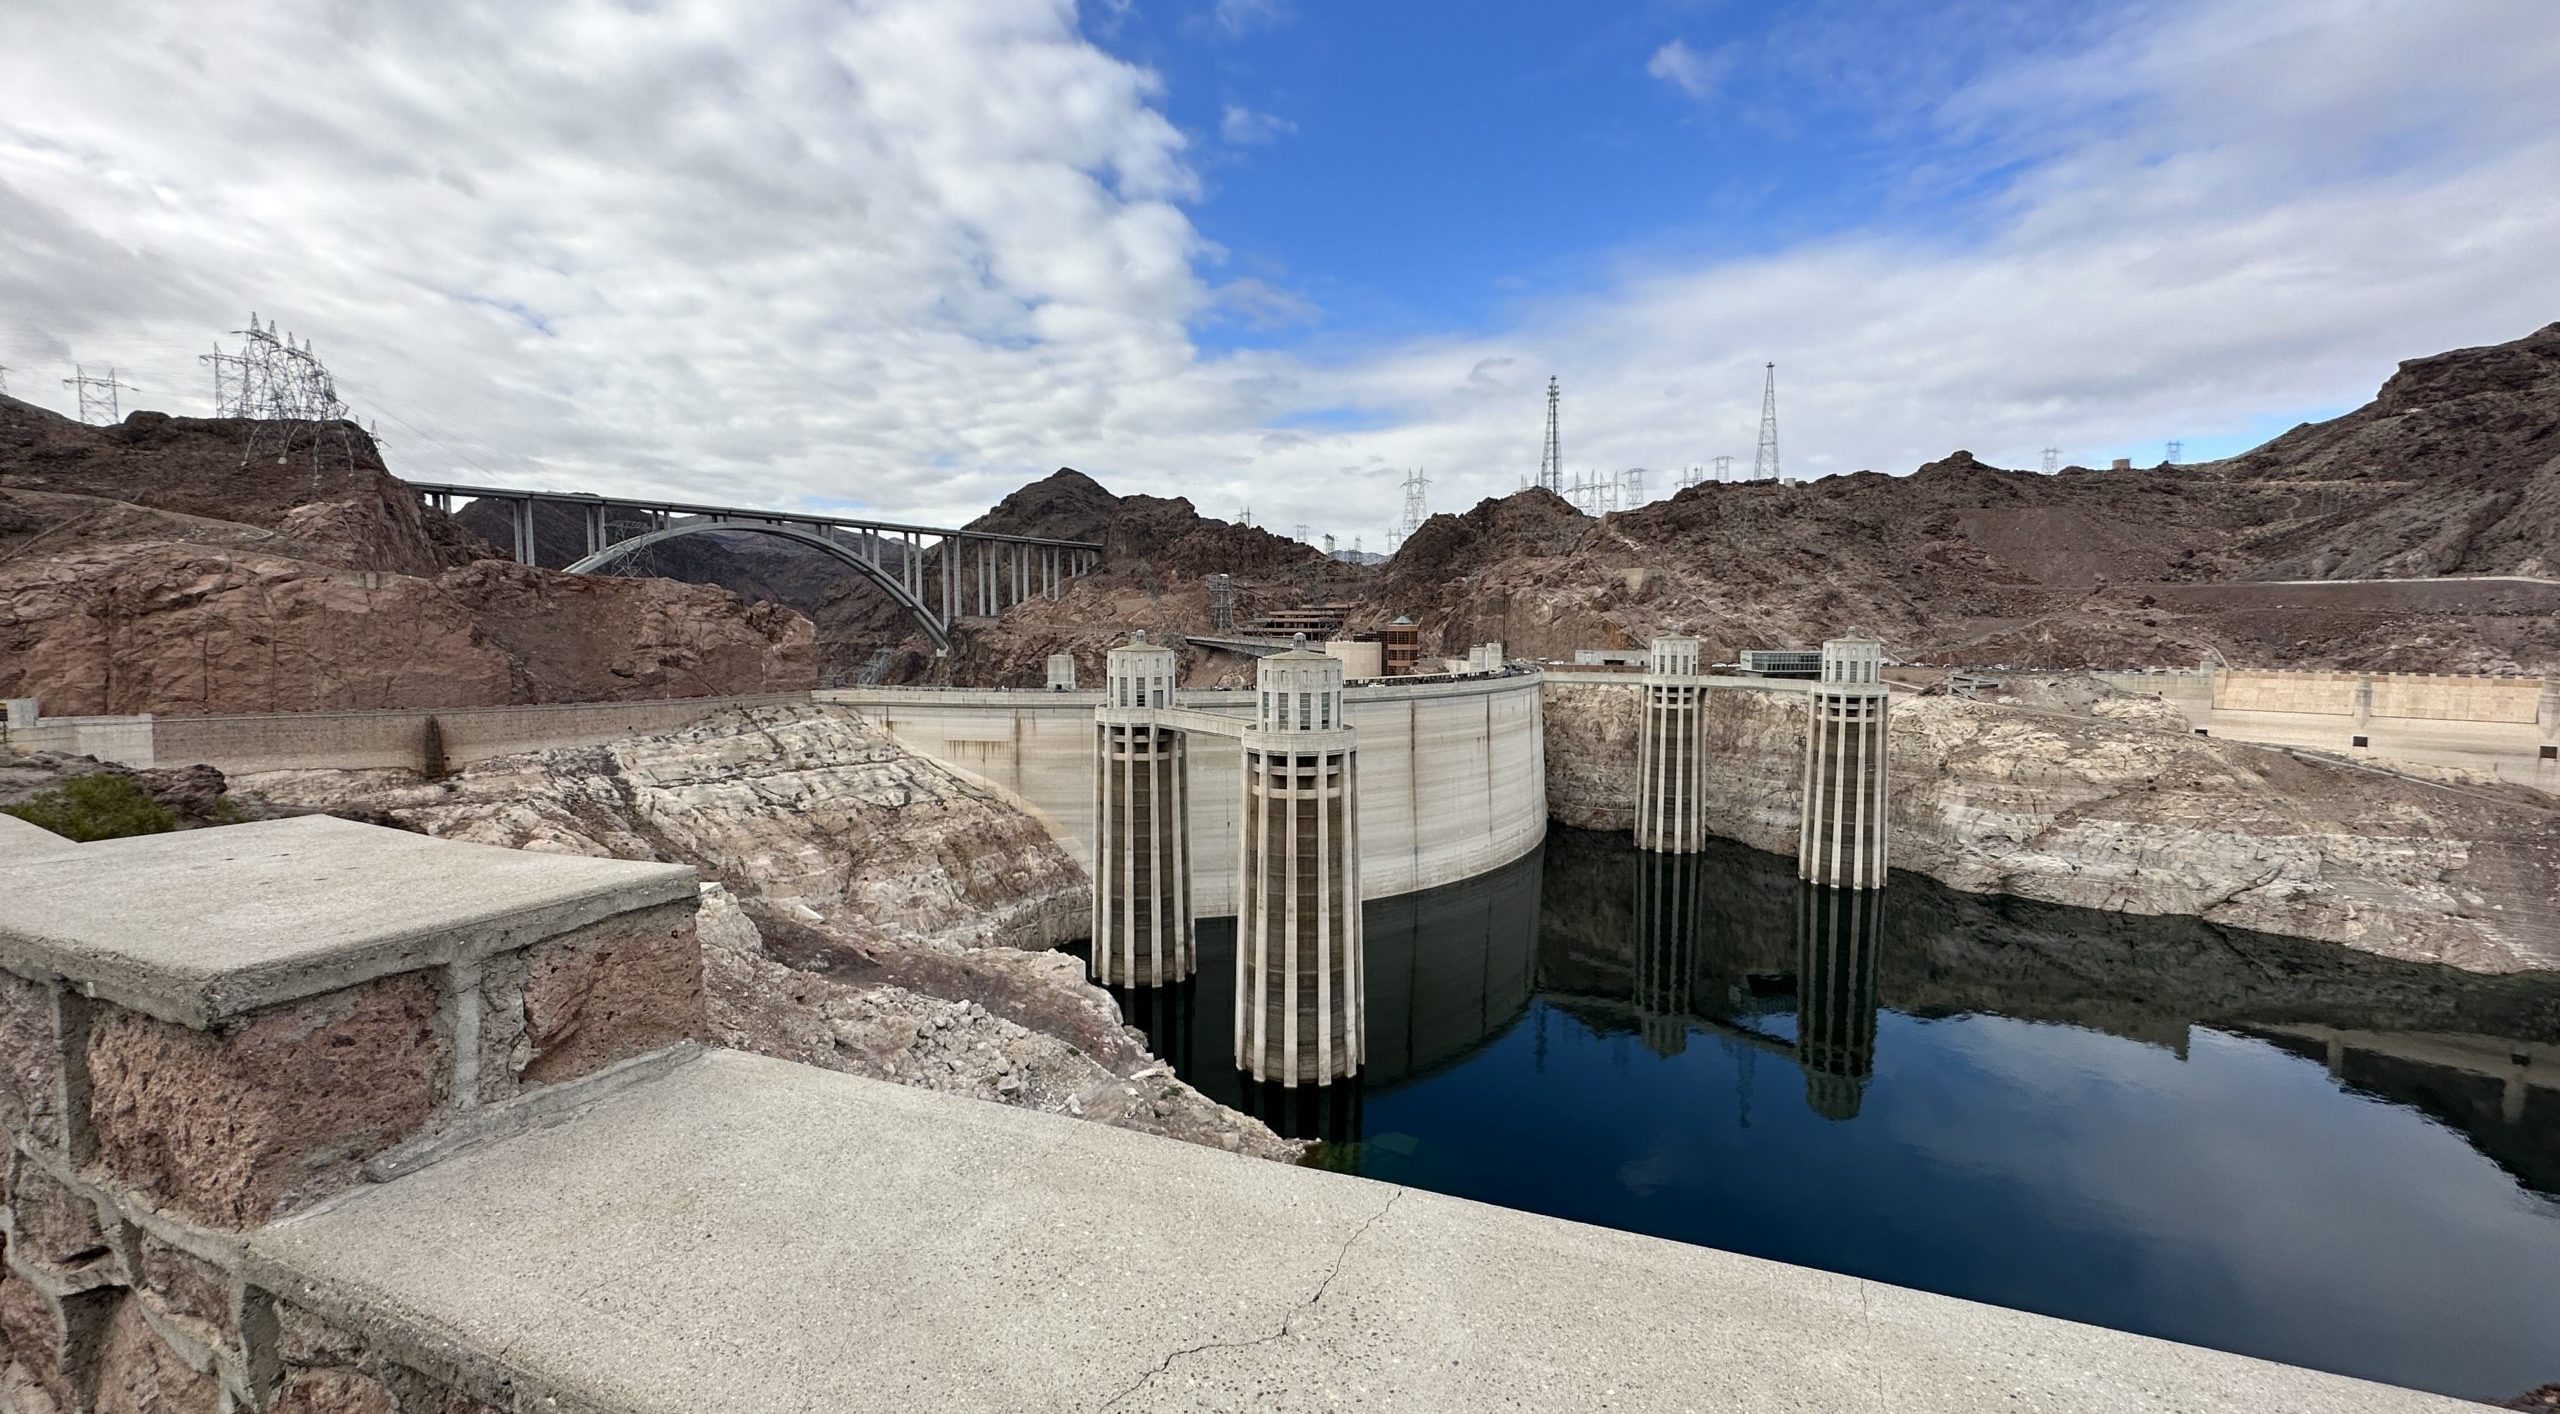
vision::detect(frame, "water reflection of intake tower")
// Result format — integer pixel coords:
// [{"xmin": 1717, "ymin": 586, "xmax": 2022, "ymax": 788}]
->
[
  {"xmin": 1107, "ymin": 846, "xmax": 1544, "ymax": 1144},
  {"xmin": 1618, "ymin": 849, "xmax": 1885, "ymax": 1121}
]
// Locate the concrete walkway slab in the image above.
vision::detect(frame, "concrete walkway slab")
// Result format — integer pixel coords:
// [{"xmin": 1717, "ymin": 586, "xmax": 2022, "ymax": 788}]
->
[
  {"xmin": 0, "ymin": 814, "xmax": 695, "ymax": 1024},
  {"xmin": 249, "ymin": 1050, "xmax": 2473, "ymax": 1414}
]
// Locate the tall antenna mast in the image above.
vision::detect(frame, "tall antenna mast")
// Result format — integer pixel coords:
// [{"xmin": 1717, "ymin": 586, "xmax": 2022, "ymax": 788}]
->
[
  {"xmin": 1753, "ymin": 362, "xmax": 1781, "ymax": 484},
  {"xmin": 1537, "ymin": 376, "xmax": 1563, "ymax": 493}
]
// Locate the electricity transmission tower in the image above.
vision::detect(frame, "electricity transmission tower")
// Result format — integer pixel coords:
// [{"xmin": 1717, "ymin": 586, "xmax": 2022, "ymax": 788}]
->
[
  {"xmin": 1753, "ymin": 363, "xmax": 1781, "ymax": 484},
  {"xmin": 1713, "ymin": 455, "xmax": 1734, "ymax": 483},
  {"xmin": 0, "ymin": 364, "xmax": 11, "ymax": 396},
  {"xmin": 2041, "ymin": 446, "xmax": 2061, "ymax": 474},
  {"xmin": 1537, "ymin": 377, "xmax": 1563, "ymax": 493},
  {"xmin": 62, "ymin": 365, "xmax": 135, "ymax": 425},
  {"xmin": 1620, "ymin": 467, "xmax": 1644, "ymax": 508},
  {"xmin": 1397, "ymin": 467, "xmax": 1430, "ymax": 543},
  {"xmin": 200, "ymin": 313, "xmax": 362, "ymax": 468},
  {"xmin": 2164, "ymin": 440, "xmax": 2184, "ymax": 466}
]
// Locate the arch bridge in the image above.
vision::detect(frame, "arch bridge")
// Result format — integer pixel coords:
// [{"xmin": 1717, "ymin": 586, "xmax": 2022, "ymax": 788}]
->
[{"xmin": 406, "ymin": 481, "xmax": 1104, "ymax": 652}]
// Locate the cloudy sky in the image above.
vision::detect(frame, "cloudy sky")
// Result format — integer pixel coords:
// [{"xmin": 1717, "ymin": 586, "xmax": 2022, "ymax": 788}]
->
[{"xmin": 3, "ymin": 0, "xmax": 2556, "ymax": 543}]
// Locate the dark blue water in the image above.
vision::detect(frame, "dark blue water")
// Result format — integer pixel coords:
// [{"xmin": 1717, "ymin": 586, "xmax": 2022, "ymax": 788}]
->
[{"xmin": 1096, "ymin": 828, "xmax": 2560, "ymax": 1402}]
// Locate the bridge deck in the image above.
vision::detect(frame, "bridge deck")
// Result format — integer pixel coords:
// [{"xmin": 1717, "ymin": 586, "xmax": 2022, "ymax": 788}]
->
[{"xmin": 403, "ymin": 479, "xmax": 1101, "ymax": 549}]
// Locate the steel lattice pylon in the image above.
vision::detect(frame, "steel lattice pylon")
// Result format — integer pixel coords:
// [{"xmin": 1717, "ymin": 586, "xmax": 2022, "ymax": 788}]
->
[
  {"xmin": 1537, "ymin": 376, "xmax": 1562, "ymax": 493},
  {"xmin": 1753, "ymin": 362, "xmax": 1781, "ymax": 484}
]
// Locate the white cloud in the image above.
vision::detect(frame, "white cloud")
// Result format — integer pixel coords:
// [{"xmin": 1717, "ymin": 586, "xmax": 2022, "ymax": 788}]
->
[
  {"xmin": 1209, "ymin": 0, "xmax": 1288, "ymax": 39},
  {"xmin": 1, "ymin": 0, "xmax": 2555, "ymax": 553},
  {"xmin": 1646, "ymin": 38, "xmax": 1733, "ymax": 101},
  {"xmin": 1219, "ymin": 104, "xmax": 1296, "ymax": 145}
]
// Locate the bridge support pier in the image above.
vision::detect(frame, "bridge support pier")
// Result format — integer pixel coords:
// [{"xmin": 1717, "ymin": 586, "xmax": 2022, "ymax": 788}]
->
[
  {"xmin": 1092, "ymin": 637, "xmax": 1193, "ymax": 986},
  {"xmin": 1634, "ymin": 637, "xmax": 1705, "ymax": 853},
  {"xmin": 1236, "ymin": 642, "xmax": 1362, "ymax": 1087},
  {"xmin": 1798, "ymin": 638, "xmax": 1891, "ymax": 890}
]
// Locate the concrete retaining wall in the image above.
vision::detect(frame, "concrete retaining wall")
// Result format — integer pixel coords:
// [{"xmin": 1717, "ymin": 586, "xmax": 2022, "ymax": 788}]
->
[
  {"xmin": 818, "ymin": 672, "xmax": 1548, "ymax": 912},
  {"xmin": 2098, "ymin": 669, "xmax": 2559, "ymax": 792},
  {"xmin": 3, "ymin": 694, "xmax": 813, "ymax": 775}
]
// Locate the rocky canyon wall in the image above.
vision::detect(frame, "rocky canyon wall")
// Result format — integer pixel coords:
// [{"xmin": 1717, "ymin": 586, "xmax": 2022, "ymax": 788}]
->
[
  {"xmin": 1543, "ymin": 678, "xmax": 2560, "ymax": 972},
  {"xmin": 240, "ymin": 702, "xmax": 1298, "ymax": 1159}
]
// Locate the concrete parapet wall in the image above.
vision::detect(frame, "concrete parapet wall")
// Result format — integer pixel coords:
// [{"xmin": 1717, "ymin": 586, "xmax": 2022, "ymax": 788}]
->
[
  {"xmin": 242, "ymin": 1049, "xmax": 2473, "ymax": 1414},
  {"xmin": 0, "ymin": 816, "xmax": 704, "ymax": 1409},
  {"xmin": 818, "ymin": 672, "xmax": 1548, "ymax": 913}
]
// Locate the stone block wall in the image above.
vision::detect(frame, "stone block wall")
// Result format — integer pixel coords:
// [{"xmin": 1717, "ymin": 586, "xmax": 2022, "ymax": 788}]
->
[{"xmin": 0, "ymin": 848, "xmax": 705, "ymax": 1410}]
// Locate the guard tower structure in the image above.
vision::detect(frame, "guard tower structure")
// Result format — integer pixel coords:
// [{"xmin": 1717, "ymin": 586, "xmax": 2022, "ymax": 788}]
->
[
  {"xmin": 1798, "ymin": 638, "xmax": 1890, "ymax": 889},
  {"xmin": 1091, "ymin": 634, "xmax": 1194, "ymax": 986},
  {"xmin": 1235, "ymin": 638, "xmax": 1363, "ymax": 1086}
]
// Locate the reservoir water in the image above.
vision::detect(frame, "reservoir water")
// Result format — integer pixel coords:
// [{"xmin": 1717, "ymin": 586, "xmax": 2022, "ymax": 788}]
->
[{"xmin": 1094, "ymin": 827, "xmax": 2560, "ymax": 1402}]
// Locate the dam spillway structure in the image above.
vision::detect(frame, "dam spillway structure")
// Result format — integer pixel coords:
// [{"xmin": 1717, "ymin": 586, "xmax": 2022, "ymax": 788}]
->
[
  {"xmin": 1799, "ymin": 637, "xmax": 1891, "ymax": 889},
  {"xmin": 1635, "ymin": 636, "xmax": 1706, "ymax": 853},
  {"xmin": 1236, "ymin": 640, "xmax": 1364, "ymax": 1087},
  {"xmin": 1091, "ymin": 634, "xmax": 1194, "ymax": 987}
]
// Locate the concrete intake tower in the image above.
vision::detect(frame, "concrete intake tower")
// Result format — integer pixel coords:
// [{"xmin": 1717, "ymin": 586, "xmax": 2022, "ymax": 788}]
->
[
  {"xmin": 1799, "ymin": 637, "xmax": 1890, "ymax": 889},
  {"xmin": 1634, "ymin": 636, "xmax": 1707, "ymax": 852},
  {"xmin": 1092, "ymin": 635, "xmax": 1195, "ymax": 986},
  {"xmin": 1236, "ymin": 641, "xmax": 1365, "ymax": 1086}
]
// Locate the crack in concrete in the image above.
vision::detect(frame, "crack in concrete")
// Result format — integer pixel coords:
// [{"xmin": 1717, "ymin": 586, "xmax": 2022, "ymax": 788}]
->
[{"xmin": 1094, "ymin": 1187, "xmax": 1404, "ymax": 1413}]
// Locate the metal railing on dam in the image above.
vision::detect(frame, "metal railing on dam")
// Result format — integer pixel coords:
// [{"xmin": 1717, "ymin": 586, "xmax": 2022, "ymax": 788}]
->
[{"xmin": 816, "ymin": 670, "xmax": 1549, "ymax": 913}]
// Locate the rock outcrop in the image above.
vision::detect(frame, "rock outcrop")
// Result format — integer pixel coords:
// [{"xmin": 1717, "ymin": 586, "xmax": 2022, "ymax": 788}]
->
[
  {"xmin": 1542, "ymin": 677, "xmax": 2560, "ymax": 972},
  {"xmin": 242, "ymin": 703, "xmax": 1299, "ymax": 1159},
  {"xmin": 0, "ymin": 396, "xmax": 818, "ymax": 715}
]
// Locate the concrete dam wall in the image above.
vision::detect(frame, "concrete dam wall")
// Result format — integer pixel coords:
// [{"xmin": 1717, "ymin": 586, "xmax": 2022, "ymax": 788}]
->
[{"xmin": 818, "ymin": 672, "xmax": 1548, "ymax": 913}]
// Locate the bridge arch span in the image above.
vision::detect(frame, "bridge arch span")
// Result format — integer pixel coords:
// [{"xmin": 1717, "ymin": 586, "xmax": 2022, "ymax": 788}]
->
[{"xmin": 564, "ymin": 521, "xmax": 953, "ymax": 652}]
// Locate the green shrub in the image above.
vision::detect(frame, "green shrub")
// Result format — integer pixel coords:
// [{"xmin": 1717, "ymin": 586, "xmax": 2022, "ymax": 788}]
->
[{"xmin": 1, "ymin": 774, "xmax": 180, "ymax": 842}]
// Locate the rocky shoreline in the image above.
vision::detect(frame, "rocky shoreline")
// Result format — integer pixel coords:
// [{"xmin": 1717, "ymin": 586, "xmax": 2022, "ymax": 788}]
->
[{"xmin": 1543, "ymin": 674, "xmax": 2560, "ymax": 973}]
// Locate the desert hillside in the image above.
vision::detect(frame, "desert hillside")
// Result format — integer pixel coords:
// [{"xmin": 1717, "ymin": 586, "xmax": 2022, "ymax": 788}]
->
[{"xmin": 0, "ymin": 400, "xmax": 814, "ymax": 715}]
